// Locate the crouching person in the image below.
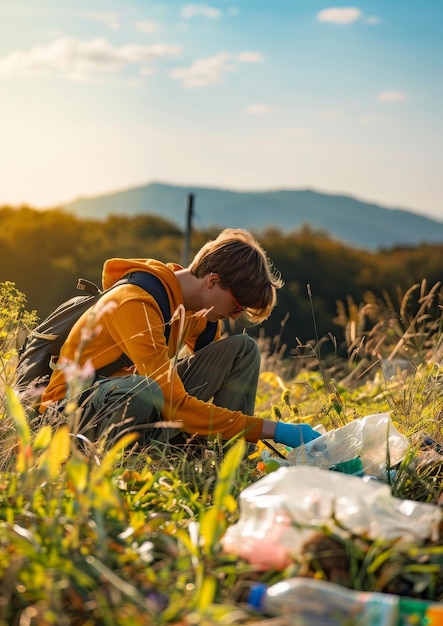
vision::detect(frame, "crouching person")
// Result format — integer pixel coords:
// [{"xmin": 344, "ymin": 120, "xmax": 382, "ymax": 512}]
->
[{"xmin": 40, "ymin": 229, "xmax": 320, "ymax": 452}]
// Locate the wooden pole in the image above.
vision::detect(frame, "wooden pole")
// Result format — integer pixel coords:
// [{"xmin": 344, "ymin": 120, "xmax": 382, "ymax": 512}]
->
[{"xmin": 183, "ymin": 193, "xmax": 194, "ymax": 266}]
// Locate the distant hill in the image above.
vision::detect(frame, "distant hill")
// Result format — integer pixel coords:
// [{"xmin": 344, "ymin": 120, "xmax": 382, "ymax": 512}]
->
[{"xmin": 64, "ymin": 182, "xmax": 443, "ymax": 250}]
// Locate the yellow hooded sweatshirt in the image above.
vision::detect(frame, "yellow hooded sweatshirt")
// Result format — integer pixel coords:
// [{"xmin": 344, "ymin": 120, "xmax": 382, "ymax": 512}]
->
[{"xmin": 40, "ymin": 258, "xmax": 263, "ymax": 443}]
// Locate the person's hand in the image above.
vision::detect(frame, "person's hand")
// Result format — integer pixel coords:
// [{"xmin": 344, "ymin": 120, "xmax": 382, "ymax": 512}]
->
[{"xmin": 273, "ymin": 422, "xmax": 321, "ymax": 449}]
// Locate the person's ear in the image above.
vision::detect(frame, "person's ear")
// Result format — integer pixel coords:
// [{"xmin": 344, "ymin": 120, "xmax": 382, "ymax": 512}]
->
[{"xmin": 207, "ymin": 272, "xmax": 219, "ymax": 288}]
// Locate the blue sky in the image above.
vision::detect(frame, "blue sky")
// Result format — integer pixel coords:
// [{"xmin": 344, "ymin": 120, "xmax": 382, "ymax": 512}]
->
[{"xmin": 0, "ymin": 1, "xmax": 442, "ymax": 221}]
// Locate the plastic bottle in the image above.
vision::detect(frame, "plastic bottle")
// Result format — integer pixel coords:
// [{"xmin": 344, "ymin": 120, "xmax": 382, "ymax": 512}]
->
[
  {"xmin": 287, "ymin": 412, "xmax": 409, "ymax": 479},
  {"xmin": 398, "ymin": 598, "xmax": 443, "ymax": 625},
  {"xmin": 247, "ymin": 577, "xmax": 443, "ymax": 626}
]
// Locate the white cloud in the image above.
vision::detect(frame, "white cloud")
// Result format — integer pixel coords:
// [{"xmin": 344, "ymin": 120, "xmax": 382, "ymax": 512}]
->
[
  {"xmin": 317, "ymin": 7, "xmax": 362, "ymax": 24},
  {"xmin": 83, "ymin": 12, "xmax": 121, "ymax": 30},
  {"xmin": 362, "ymin": 15, "xmax": 381, "ymax": 25},
  {"xmin": 377, "ymin": 90, "xmax": 408, "ymax": 102},
  {"xmin": 169, "ymin": 52, "xmax": 235, "ymax": 87},
  {"xmin": 181, "ymin": 4, "xmax": 221, "ymax": 19},
  {"xmin": 169, "ymin": 50, "xmax": 262, "ymax": 88},
  {"xmin": 237, "ymin": 51, "xmax": 263, "ymax": 63},
  {"xmin": 245, "ymin": 104, "xmax": 275, "ymax": 116},
  {"xmin": 228, "ymin": 7, "xmax": 240, "ymax": 16},
  {"xmin": 0, "ymin": 37, "xmax": 181, "ymax": 81},
  {"xmin": 134, "ymin": 21, "xmax": 160, "ymax": 34}
]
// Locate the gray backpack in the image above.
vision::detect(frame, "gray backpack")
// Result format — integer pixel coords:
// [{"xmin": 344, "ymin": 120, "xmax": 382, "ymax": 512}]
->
[{"xmin": 15, "ymin": 271, "xmax": 217, "ymax": 399}]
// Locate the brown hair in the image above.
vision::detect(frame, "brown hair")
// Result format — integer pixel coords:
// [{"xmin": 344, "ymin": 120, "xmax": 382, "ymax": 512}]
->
[{"xmin": 189, "ymin": 229, "xmax": 284, "ymax": 323}]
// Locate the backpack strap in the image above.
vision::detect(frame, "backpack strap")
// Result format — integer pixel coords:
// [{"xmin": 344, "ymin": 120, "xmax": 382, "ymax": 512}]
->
[
  {"xmin": 194, "ymin": 320, "xmax": 218, "ymax": 351},
  {"xmin": 76, "ymin": 278, "xmax": 102, "ymax": 295},
  {"xmin": 95, "ymin": 270, "xmax": 217, "ymax": 378},
  {"xmin": 122, "ymin": 271, "xmax": 172, "ymax": 341},
  {"xmin": 94, "ymin": 271, "xmax": 172, "ymax": 378},
  {"xmin": 126, "ymin": 270, "xmax": 218, "ymax": 352}
]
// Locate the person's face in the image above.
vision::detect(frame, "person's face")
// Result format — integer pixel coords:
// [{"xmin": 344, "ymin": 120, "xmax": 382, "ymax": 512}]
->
[{"xmin": 204, "ymin": 273, "xmax": 246, "ymax": 321}]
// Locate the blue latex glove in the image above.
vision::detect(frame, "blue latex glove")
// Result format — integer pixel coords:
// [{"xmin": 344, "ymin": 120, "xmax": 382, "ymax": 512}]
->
[{"xmin": 274, "ymin": 422, "xmax": 322, "ymax": 449}]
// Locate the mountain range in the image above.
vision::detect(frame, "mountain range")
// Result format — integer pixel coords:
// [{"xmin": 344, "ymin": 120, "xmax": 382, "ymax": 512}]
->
[{"xmin": 65, "ymin": 182, "xmax": 443, "ymax": 250}]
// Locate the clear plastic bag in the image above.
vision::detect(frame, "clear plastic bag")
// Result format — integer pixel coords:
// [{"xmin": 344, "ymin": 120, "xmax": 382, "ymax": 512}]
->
[
  {"xmin": 287, "ymin": 412, "xmax": 409, "ymax": 478},
  {"xmin": 222, "ymin": 466, "xmax": 442, "ymax": 570}
]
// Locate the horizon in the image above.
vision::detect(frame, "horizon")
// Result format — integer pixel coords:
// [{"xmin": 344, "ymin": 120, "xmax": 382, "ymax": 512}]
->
[
  {"xmin": 1, "ymin": 1, "xmax": 442, "ymax": 222},
  {"xmin": 61, "ymin": 180, "xmax": 443, "ymax": 227}
]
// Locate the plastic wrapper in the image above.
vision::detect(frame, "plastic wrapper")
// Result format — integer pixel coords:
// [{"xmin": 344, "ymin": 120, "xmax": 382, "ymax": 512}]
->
[
  {"xmin": 222, "ymin": 466, "xmax": 442, "ymax": 570},
  {"xmin": 287, "ymin": 412, "xmax": 409, "ymax": 478}
]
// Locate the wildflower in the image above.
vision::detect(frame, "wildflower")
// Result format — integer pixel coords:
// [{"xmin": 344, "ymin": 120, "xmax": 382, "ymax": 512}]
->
[{"xmin": 59, "ymin": 358, "xmax": 95, "ymax": 384}]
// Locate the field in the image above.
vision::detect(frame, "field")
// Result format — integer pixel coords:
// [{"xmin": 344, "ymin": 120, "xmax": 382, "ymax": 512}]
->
[{"xmin": 0, "ymin": 280, "xmax": 442, "ymax": 625}]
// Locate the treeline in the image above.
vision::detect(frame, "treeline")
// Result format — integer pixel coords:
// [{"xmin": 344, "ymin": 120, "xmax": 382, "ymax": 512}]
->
[{"xmin": 1, "ymin": 206, "xmax": 441, "ymax": 360}]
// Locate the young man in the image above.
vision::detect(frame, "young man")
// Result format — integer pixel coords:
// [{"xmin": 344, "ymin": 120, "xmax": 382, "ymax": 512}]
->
[{"xmin": 41, "ymin": 229, "xmax": 320, "ymax": 450}]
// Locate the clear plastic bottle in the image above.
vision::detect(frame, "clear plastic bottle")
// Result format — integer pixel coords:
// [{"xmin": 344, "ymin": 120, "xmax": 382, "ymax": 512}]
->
[
  {"xmin": 287, "ymin": 412, "xmax": 409, "ymax": 479},
  {"xmin": 247, "ymin": 577, "xmax": 443, "ymax": 626}
]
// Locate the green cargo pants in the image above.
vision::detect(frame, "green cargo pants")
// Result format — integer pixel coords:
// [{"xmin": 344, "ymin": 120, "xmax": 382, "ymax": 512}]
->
[{"xmin": 79, "ymin": 334, "xmax": 260, "ymax": 446}]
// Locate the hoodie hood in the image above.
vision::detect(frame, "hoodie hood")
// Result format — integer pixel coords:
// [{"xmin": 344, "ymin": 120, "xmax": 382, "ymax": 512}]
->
[{"xmin": 102, "ymin": 258, "xmax": 181, "ymax": 290}]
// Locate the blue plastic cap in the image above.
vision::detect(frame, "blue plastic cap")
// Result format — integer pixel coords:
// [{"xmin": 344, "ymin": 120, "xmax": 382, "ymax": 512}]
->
[{"xmin": 247, "ymin": 583, "xmax": 267, "ymax": 610}]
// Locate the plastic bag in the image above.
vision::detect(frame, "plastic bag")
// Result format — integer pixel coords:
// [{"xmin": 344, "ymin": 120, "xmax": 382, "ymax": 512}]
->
[
  {"xmin": 287, "ymin": 412, "xmax": 409, "ymax": 478},
  {"xmin": 221, "ymin": 466, "xmax": 441, "ymax": 570}
]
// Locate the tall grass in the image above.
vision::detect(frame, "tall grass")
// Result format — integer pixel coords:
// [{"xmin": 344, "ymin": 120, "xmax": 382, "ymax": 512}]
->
[{"xmin": 0, "ymin": 280, "xmax": 441, "ymax": 624}]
